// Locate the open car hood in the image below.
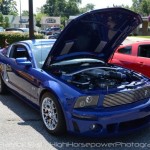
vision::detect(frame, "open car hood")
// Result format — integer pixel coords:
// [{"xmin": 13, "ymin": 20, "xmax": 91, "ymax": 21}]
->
[{"xmin": 45, "ymin": 8, "xmax": 142, "ymax": 65}]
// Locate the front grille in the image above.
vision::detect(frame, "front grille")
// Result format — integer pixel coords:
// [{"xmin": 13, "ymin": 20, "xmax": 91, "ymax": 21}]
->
[{"xmin": 103, "ymin": 85, "xmax": 150, "ymax": 107}]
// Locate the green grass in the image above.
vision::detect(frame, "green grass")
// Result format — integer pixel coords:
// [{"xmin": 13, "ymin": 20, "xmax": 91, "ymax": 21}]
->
[{"xmin": 133, "ymin": 36, "xmax": 150, "ymax": 39}]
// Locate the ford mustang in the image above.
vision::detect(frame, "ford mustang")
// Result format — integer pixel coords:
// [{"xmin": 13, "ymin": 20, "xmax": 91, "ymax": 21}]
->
[{"xmin": 0, "ymin": 8, "xmax": 150, "ymax": 137}]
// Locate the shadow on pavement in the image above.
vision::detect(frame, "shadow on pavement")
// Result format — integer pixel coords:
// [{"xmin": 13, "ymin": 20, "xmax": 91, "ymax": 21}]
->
[{"xmin": 0, "ymin": 93, "xmax": 150, "ymax": 150}]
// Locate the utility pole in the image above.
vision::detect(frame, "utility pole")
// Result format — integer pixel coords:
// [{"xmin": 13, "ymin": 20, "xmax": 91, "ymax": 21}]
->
[
  {"xmin": 29, "ymin": 0, "xmax": 34, "ymax": 39},
  {"xmin": 19, "ymin": 0, "xmax": 22, "ymax": 27}
]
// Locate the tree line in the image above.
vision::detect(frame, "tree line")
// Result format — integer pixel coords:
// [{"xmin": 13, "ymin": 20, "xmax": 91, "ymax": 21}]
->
[
  {"xmin": 114, "ymin": 0, "xmax": 150, "ymax": 16},
  {"xmin": 0, "ymin": 0, "xmax": 150, "ymax": 28}
]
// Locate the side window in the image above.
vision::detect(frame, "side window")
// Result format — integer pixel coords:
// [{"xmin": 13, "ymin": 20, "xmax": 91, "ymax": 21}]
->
[
  {"xmin": 117, "ymin": 46, "xmax": 132, "ymax": 54},
  {"xmin": 9, "ymin": 45, "xmax": 29, "ymax": 59},
  {"xmin": 138, "ymin": 45, "xmax": 150, "ymax": 58}
]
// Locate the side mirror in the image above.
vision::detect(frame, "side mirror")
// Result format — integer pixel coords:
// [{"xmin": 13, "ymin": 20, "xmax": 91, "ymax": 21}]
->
[{"xmin": 16, "ymin": 57, "xmax": 32, "ymax": 67}]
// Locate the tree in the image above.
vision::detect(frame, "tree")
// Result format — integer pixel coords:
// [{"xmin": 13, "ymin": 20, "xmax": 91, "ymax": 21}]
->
[
  {"xmin": 131, "ymin": 0, "xmax": 143, "ymax": 14},
  {"xmin": 0, "ymin": 0, "xmax": 18, "ymax": 15},
  {"xmin": 54, "ymin": 0, "xmax": 67, "ymax": 16},
  {"xmin": 4, "ymin": 16, "xmax": 9, "ymax": 28},
  {"xmin": 85, "ymin": 3, "xmax": 95, "ymax": 11},
  {"xmin": 36, "ymin": 12, "xmax": 47, "ymax": 27},
  {"xmin": 0, "ymin": 13, "xmax": 3, "ymax": 26},
  {"xmin": 22, "ymin": 10, "xmax": 29, "ymax": 16},
  {"xmin": 64, "ymin": 0, "xmax": 80, "ymax": 17},
  {"xmin": 36, "ymin": 7, "xmax": 45, "ymax": 14},
  {"xmin": 0, "ymin": 0, "xmax": 10, "ymax": 14},
  {"xmin": 130, "ymin": 0, "xmax": 150, "ymax": 16},
  {"xmin": 61, "ymin": 16, "xmax": 67, "ymax": 28},
  {"xmin": 80, "ymin": 3, "xmax": 95, "ymax": 13},
  {"xmin": 9, "ymin": 0, "xmax": 18, "ymax": 16},
  {"xmin": 43, "ymin": 0, "xmax": 57, "ymax": 16},
  {"xmin": 140, "ymin": 0, "xmax": 150, "ymax": 16},
  {"xmin": 41, "ymin": 0, "xmax": 82, "ymax": 26},
  {"xmin": 43, "ymin": 0, "xmax": 81, "ymax": 17}
]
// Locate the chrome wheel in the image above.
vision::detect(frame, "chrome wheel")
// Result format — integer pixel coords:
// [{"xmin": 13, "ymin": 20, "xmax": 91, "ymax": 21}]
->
[
  {"xmin": 40, "ymin": 92, "xmax": 66, "ymax": 135},
  {"xmin": 41, "ymin": 97, "xmax": 58, "ymax": 130}
]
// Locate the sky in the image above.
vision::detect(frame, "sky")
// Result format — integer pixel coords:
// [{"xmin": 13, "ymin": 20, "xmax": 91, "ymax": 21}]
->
[{"xmin": 16, "ymin": 0, "xmax": 133, "ymax": 13}]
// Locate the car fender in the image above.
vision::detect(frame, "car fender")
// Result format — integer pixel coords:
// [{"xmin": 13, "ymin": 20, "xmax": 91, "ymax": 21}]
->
[
  {"xmin": 41, "ymin": 80, "xmax": 81, "ymax": 131},
  {"xmin": 41, "ymin": 80, "xmax": 81, "ymax": 110},
  {"xmin": 44, "ymin": 80, "xmax": 81, "ymax": 104}
]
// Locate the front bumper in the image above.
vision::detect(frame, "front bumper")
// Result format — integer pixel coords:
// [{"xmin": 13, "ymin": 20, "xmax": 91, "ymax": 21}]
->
[{"xmin": 67, "ymin": 99, "xmax": 150, "ymax": 137}]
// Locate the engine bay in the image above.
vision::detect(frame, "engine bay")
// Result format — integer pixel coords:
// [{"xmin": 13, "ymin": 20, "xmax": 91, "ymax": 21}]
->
[
  {"xmin": 50, "ymin": 60, "xmax": 145, "ymax": 91},
  {"xmin": 63, "ymin": 67, "xmax": 143, "ymax": 90}
]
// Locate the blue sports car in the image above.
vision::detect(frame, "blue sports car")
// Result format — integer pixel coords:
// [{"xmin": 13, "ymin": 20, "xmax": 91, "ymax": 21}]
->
[{"xmin": 0, "ymin": 8, "xmax": 150, "ymax": 137}]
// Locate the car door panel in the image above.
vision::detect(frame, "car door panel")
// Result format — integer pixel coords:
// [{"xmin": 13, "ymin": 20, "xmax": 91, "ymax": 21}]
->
[
  {"xmin": 134, "ymin": 44, "xmax": 150, "ymax": 77},
  {"xmin": 15, "ymin": 68, "xmax": 40, "ymax": 104},
  {"xmin": 111, "ymin": 45, "xmax": 136, "ymax": 70},
  {"xmin": 5, "ymin": 44, "xmax": 39, "ymax": 104}
]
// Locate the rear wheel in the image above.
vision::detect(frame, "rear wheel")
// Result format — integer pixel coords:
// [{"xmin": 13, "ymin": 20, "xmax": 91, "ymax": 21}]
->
[
  {"xmin": 0, "ymin": 75, "xmax": 7, "ymax": 94},
  {"xmin": 40, "ymin": 92, "xmax": 66, "ymax": 135}
]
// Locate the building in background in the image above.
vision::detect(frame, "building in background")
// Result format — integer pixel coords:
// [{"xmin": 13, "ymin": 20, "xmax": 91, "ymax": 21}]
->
[
  {"xmin": 40, "ymin": 17, "xmax": 60, "ymax": 30},
  {"xmin": 11, "ymin": 16, "xmax": 36, "ymax": 28}
]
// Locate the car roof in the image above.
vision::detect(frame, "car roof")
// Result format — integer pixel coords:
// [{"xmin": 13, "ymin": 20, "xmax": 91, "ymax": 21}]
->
[{"xmin": 18, "ymin": 39, "xmax": 56, "ymax": 46}]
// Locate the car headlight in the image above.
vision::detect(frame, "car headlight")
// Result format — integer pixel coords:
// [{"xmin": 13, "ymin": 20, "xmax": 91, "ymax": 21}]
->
[{"xmin": 74, "ymin": 96, "xmax": 99, "ymax": 108}]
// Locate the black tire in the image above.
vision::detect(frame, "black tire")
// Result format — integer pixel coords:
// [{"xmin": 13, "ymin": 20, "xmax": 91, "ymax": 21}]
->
[
  {"xmin": 0, "ymin": 75, "xmax": 7, "ymax": 94},
  {"xmin": 40, "ymin": 92, "xmax": 66, "ymax": 135}
]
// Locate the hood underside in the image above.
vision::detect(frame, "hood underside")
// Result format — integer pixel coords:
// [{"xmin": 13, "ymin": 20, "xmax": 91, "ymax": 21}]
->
[{"xmin": 44, "ymin": 8, "xmax": 142, "ymax": 66}]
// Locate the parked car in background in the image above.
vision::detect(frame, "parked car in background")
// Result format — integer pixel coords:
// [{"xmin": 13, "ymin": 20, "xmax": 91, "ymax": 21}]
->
[
  {"xmin": 109, "ymin": 41, "xmax": 150, "ymax": 78},
  {"xmin": 19, "ymin": 28, "xmax": 29, "ymax": 33},
  {"xmin": 1, "ymin": 8, "xmax": 150, "ymax": 137},
  {"xmin": 48, "ymin": 32, "xmax": 60, "ymax": 39},
  {"xmin": 45, "ymin": 27, "xmax": 61, "ymax": 35},
  {"xmin": 39, "ymin": 28, "xmax": 51, "ymax": 35},
  {"xmin": 40, "ymin": 27, "xmax": 61, "ymax": 35},
  {"xmin": 5, "ymin": 28, "xmax": 29, "ymax": 33}
]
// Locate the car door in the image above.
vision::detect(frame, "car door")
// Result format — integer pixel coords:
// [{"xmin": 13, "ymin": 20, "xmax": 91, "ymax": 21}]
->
[
  {"xmin": 6, "ymin": 44, "xmax": 39, "ymax": 104},
  {"xmin": 135, "ymin": 44, "xmax": 150, "ymax": 77},
  {"xmin": 110, "ymin": 45, "xmax": 137, "ymax": 70}
]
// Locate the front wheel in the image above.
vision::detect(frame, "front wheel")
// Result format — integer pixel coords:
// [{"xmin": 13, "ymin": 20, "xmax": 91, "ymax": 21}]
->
[{"xmin": 40, "ymin": 92, "xmax": 66, "ymax": 135}]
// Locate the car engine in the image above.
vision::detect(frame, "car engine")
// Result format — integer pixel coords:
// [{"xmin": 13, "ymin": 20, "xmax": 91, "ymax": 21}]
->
[{"xmin": 51, "ymin": 65, "xmax": 144, "ymax": 91}]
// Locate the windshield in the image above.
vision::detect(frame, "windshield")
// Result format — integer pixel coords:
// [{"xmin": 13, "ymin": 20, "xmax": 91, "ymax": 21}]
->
[{"xmin": 32, "ymin": 43, "xmax": 54, "ymax": 68}]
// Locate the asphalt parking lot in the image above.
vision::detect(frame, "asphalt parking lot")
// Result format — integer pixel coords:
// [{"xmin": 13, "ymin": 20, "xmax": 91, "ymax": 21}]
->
[
  {"xmin": 1, "ymin": 37, "xmax": 150, "ymax": 150},
  {"xmin": 1, "ymin": 93, "xmax": 150, "ymax": 150}
]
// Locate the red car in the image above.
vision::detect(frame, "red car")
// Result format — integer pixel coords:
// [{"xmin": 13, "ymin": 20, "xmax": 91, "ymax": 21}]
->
[{"xmin": 109, "ymin": 41, "xmax": 150, "ymax": 77}]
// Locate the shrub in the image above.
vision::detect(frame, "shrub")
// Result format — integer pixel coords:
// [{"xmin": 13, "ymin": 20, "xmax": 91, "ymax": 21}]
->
[{"xmin": 0, "ymin": 32, "xmax": 44, "ymax": 48}]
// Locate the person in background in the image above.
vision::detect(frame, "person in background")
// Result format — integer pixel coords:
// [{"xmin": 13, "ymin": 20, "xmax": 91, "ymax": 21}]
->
[{"xmin": 4, "ymin": 39, "xmax": 9, "ymax": 48}]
